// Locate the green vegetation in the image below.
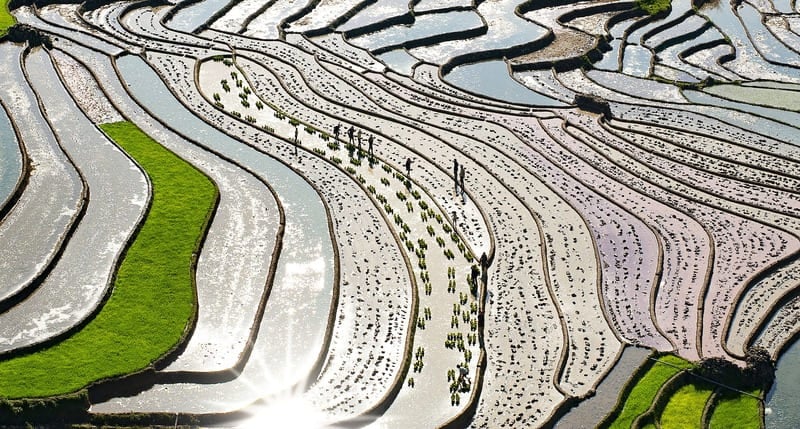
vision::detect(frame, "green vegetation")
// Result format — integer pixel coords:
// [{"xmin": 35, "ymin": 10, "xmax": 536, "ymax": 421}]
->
[
  {"xmin": 0, "ymin": 0, "xmax": 15, "ymax": 37},
  {"xmin": 659, "ymin": 382, "xmax": 714, "ymax": 428},
  {"xmin": 709, "ymin": 389, "xmax": 762, "ymax": 429},
  {"xmin": 0, "ymin": 122, "xmax": 216, "ymax": 398},
  {"xmin": 607, "ymin": 354, "xmax": 693, "ymax": 429},
  {"xmin": 637, "ymin": 0, "xmax": 671, "ymax": 15}
]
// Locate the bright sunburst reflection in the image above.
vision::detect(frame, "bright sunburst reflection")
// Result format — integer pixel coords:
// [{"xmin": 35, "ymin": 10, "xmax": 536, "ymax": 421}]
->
[{"xmin": 236, "ymin": 394, "xmax": 331, "ymax": 429}]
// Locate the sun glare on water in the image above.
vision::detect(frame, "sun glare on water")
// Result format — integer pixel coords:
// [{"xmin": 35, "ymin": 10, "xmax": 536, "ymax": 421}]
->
[{"xmin": 237, "ymin": 395, "xmax": 330, "ymax": 429}]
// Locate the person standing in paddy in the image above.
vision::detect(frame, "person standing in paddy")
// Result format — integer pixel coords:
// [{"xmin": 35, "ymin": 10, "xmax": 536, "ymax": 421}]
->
[
  {"xmin": 453, "ymin": 158, "xmax": 459, "ymax": 194},
  {"xmin": 460, "ymin": 165, "xmax": 465, "ymax": 196},
  {"xmin": 368, "ymin": 134, "xmax": 374, "ymax": 158},
  {"xmin": 347, "ymin": 125, "xmax": 355, "ymax": 146}
]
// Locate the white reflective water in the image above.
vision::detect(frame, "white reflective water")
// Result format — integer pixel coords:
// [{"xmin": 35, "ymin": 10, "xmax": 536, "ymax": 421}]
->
[
  {"xmin": 166, "ymin": 0, "xmax": 229, "ymax": 33},
  {"xmin": 0, "ymin": 103, "xmax": 22, "ymax": 212},
  {"xmin": 113, "ymin": 55, "xmax": 336, "ymax": 407},
  {"xmin": 445, "ymin": 60, "xmax": 565, "ymax": 106}
]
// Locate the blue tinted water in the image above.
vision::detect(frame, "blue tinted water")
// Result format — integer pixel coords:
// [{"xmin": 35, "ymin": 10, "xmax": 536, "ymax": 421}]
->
[
  {"xmin": 444, "ymin": 60, "xmax": 565, "ymax": 106},
  {"xmin": 350, "ymin": 10, "xmax": 483, "ymax": 51},
  {"xmin": 377, "ymin": 49, "xmax": 419, "ymax": 76},
  {"xmin": 166, "ymin": 0, "xmax": 230, "ymax": 33},
  {"xmin": 766, "ymin": 337, "xmax": 800, "ymax": 428}
]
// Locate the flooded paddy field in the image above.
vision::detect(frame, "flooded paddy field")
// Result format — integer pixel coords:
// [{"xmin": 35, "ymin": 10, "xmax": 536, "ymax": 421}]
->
[{"xmin": 0, "ymin": 0, "xmax": 799, "ymax": 427}]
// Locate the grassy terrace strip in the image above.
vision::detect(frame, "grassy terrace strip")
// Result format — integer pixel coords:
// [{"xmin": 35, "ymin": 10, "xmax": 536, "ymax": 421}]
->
[
  {"xmin": 709, "ymin": 389, "xmax": 762, "ymax": 429},
  {"xmin": 635, "ymin": 0, "xmax": 671, "ymax": 16},
  {"xmin": 0, "ymin": 121, "xmax": 216, "ymax": 398},
  {"xmin": 659, "ymin": 382, "xmax": 713, "ymax": 427},
  {"xmin": 0, "ymin": 0, "xmax": 14, "ymax": 36},
  {"xmin": 606, "ymin": 355, "xmax": 693, "ymax": 429}
]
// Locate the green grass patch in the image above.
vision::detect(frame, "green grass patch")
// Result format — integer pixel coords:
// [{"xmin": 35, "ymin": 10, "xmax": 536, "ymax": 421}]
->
[
  {"xmin": 608, "ymin": 354, "xmax": 693, "ymax": 429},
  {"xmin": 659, "ymin": 382, "xmax": 714, "ymax": 428},
  {"xmin": 0, "ymin": 0, "xmax": 15, "ymax": 37},
  {"xmin": 637, "ymin": 0, "xmax": 671, "ymax": 15},
  {"xmin": 0, "ymin": 121, "xmax": 216, "ymax": 398},
  {"xmin": 709, "ymin": 389, "xmax": 762, "ymax": 429}
]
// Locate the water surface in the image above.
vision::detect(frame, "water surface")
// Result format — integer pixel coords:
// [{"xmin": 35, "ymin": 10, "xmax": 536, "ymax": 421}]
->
[
  {"xmin": 766, "ymin": 337, "xmax": 800, "ymax": 428},
  {"xmin": 116, "ymin": 55, "xmax": 335, "ymax": 389},
  {"xmin": 445, "ymin": 60, "xmax": 565, "ymax": 106},
  {"xmin": 0, "ymin": 105, "xmax": 21, "ymax": 211},
  {"xmin": 166, "ymin": 0, "xmax": 229, "ymax": 33}
]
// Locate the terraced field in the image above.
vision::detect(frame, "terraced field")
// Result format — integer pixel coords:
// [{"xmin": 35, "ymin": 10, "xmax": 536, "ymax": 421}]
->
[{"xmin": 0, "ymin": 0, "xmax": 798, "ymax": 426}]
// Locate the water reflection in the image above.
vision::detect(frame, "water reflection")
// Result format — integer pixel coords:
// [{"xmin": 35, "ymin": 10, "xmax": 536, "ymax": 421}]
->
[
  {"xmin": 766, "ymin": 337, "xmax": 800, "ymax": 428},
  {"xmin": 622, "ymin": 44, "xmax": 652, "ymax": 78},
  {"xmin": 445, "ymin": 60, "xmax": 565, "ymax": 106},
  {"xmin": 166, "ymin": 0, "xmax": 229, "ymax": 33},
  {"xmin": 349, "ymin": 10, "xmax": 483, "ymax": 52},
  {"xmin": 376, "ymin": 49, "xmax": 418, "ymax": 76},
  {"xmin": 0, "ymin": 104, "xmax": 21, "ymax": 210},
  {"xmin": 110, "ymin": 55, "xmax": 335, "ymax": 409}
]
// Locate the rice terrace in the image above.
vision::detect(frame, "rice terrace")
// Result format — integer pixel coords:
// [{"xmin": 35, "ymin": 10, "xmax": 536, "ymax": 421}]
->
[{"xmin": 0, "ymin": 0, "xmax": 799, "ymax": 427}]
